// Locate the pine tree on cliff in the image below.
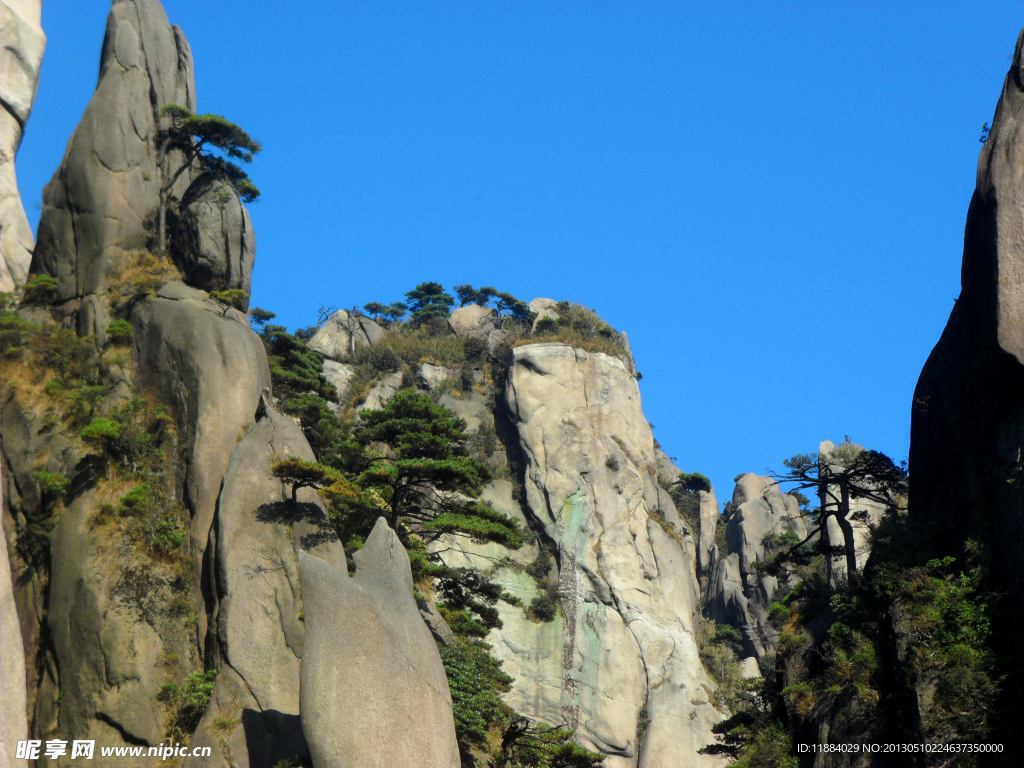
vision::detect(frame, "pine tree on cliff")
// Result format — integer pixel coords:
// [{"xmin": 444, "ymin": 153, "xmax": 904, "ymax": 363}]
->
[
  {"xmin": 768, "ymin": 441, "xmax": 906, "ymax": 580},
  {"xmin": 156, "ymin": 105, "xmax": 262, "ymax": 255}
]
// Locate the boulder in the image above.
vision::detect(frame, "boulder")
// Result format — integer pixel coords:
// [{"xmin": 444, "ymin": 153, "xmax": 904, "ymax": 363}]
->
[
  {"xmin": 308, "ymin": 310, "xmax": 385, "ymax": 360},
  {"xmin": 321, "ymin": 359, "xmax": 356, "ymax": 410},
  {"xmin": 0, "ymin": 0, "xmax": 44, "ymax": 292},
  {"xmin": 170, "ymin": 172, "xmax": 255, "ymax": 301},
  {"xmin": 505, "ymin": 342, "xmax": 723, "ymax": 767},
  {"xmin": 416, "ymin": 362, "xmax": 459, "ymax": 391},
  {"xmin": 31, "ymin": 0, "xmax": 196, "ymax": 301},
  {"xmin": 299, "ymin": 519, "xmax": 460, "ymax": 768},
  {"xmin": 447, "ymin": 304, "xmax": 497, "ymax": 338},
  {"xmin": 1, "ymin": 463, "xmax": 28, "ymax": 768},
  {"xmin": 528, "ymin": 298, "xmax": 558, "ymax": 314},
  {"xmin": 360, "ymin": 372, "xmax": 402, "ymax": 412},
  {"xmin": 186, "ymin": 405, "xmax": 346, "ymax": 768},
  {"xmin": 131, "ymin": 281, "xmax": 270, "ymax": 581}
]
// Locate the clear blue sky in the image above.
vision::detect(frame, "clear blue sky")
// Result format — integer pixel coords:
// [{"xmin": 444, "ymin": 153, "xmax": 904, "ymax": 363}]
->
[{"xmin": 17, "ymin": 2, "xmax": 1024, "ymax": 500}]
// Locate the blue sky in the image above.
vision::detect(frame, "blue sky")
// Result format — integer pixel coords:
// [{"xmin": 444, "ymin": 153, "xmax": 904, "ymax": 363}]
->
[{"xmin": 16, "ymin": 2, "xmax": 1024, "ymax": 499}]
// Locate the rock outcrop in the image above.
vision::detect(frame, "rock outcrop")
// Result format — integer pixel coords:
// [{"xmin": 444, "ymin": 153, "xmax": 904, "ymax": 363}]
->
[
  {"xmin": 0, "ymin": 0, "xmax": 44, "ymax": 292},
  {"xmin": 186, "ymin": 406, "xmax": 346, "ymax": 768},
  {"xmin": 704, "ymin": 474, "xmax": 807, "ymax": 661},
  {"xmin": 309, "ymin": 309, "xmax": 385, "ymax": 360},
  {"xmin": 505, "ymin": 342, "xmax": 723, "ymax": 768},
  {"xmin": 1, "ymin": 463, "xmax": 28, "ymax": 768},
  {"xmin": 31, "ymin": 0, "xmax": 196, "ymax": 302},
  {"xmin": 131, "ymin": 281, "xmax": 270, "ymax": 571},
  {"xmin": 448, "ymin": 303, "xmax": 497, "ymax": 338},
  {"xmin": 298, "ymin": 520, "xmax": 460, "ymax": 768},
  {"xmin": 170, "ymin": 172, "xmax": 255, "ymax": 300}
]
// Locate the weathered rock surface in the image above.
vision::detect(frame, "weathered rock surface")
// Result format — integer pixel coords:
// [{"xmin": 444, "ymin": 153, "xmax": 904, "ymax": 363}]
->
[
  {"xmin": 448, "ymin": 303, "xmax": 497, "ymax": 338},
  {"xmin": 1, "ymin": 463, "xmax": 28, "ymax": 768},
  {"xmin": 0, "ymin": 0, "xmax": 44, "ymax": 292},
  {"xmin": 505, "ymin": 342, "xmax": 723, "ymax": 768},
  {"xmin": 359, "ymin": 371, "xmax": 402, "ymax": 412},
  {"xmin": 704, "ymin": 474, "xmax": 807, "ymax": 660},
  {"xmin": 308, "ymin": 310, "xmax": 385, "ymax": 360},
  {"xmin": 131, "ymin": 281, "xmax": 270, "ymax": 570},
  {"xmin": 321, "ymin": 359, "xmax": 355, "ymax": 412},
  {"xmin": 187, "ymin": 406, "xmax": 346, "ymax": 768},
  {"xmin": 31, "ymin": 0, "xmax": 196, "ymax": 301},
  {"xmin": 416, "ymin": 362, "xmax": 459, "ymax": 391},
  {"xmin": 170, "ymin": 172, "xmax": 254, "ymax": 301},
  {"xmin": 299, "ymin": 519, "xmax": 460, "ymax": 768}
]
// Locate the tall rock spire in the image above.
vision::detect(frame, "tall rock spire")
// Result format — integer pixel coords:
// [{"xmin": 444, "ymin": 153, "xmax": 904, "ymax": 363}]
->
[
  {"xmin": 0, "ymin": 0, "xmax": 45, "ymax": 293},
  {"xmin": 910, "ymin": 26, "xmax": 1024, "ymax": 738},
  {"xmin": 30, "ymin": 0, "xmax": 195, "ymax": 302}
]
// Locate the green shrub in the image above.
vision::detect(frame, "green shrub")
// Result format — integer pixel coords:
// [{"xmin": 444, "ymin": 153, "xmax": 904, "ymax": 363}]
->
[
  {"xmin": 528, "ymin": 594, "xmax": 558, "ymax": 622},
  {"xmin": 106, "ymin": 319, "xmax": 134, "ymax": 345},
  {"xmin": 23, "ymin": 274, "xmax": 58, "ymax": 303},
  {"xmin": 33, "ymin": 470, "xmax": 69, "ymax": 498},
  {"xmin": 439, "ymin": 639, "xmax": 512, "ymax": 747}
]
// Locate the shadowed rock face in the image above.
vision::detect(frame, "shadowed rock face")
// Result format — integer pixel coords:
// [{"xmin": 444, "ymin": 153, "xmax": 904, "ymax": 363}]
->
[
  {"xmin": 185, "ymin": 405, "xmax": 346, "ymax": 768},
  {"xmin": 171, "ymin": 172, "xmax": 255, "ymax": 300},
  {"xmin": 30, "ymin": 0, "xmax": 195, "ymax": 301},
  {"xmin": 505, "ymin": 342, "xmax": 723, "ymax": 768},
  {"xmin": 0, "ymin": 0, "xmax": 44, "ymax": 292},
  {"xmin": 298, "ymin": 519, "xmax": 460, "ymax": 768},
  {"xmin": 912, "ymin": 29, "xmax": 1024, "ymax": 558},
  {"xmin": 911, "ymin": 26, "xmax": 1024, "ymax": 726}
]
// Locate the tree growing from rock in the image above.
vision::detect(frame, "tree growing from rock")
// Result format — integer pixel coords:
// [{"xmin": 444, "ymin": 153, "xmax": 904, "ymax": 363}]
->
[
  {"xmin": 156, "ymin": 105, "xmax": 261, "ymax": 255},
  {"xmin": 271, "ymin": 457, "xmax": 343, "ymax": 502},
  {"xmin": 768, "ymin": 440, "xmax": 907, "ymax": 580}
]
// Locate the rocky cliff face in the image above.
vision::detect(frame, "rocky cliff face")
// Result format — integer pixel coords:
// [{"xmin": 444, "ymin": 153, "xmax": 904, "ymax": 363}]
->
[
  {"xmin": 704, "ymin": 473, "xmax": 806, "ymax": 665},
  {"xmin": 912, "ymin": 29, "xmax": 1024, "ymax": 577},
  {"xmin": 505, "ymin": 343, "xmax": 724, "ymax": 767},
  {"xmin": 910, "ymin": 26, "xmax": 1024, "ymax": 742},
  {"xmin": 0, "ymin": 0, "xmax": 44, "ymax": 292}
]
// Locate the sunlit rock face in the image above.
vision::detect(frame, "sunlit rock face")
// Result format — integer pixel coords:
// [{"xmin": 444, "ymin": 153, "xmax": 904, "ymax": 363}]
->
[
  {"xmin": 31, "ymin": 0, "xmax": 195, "ymax": 302},
  {"xmin": 504, "ymin": 342, "xmax": 724, "ymax": 768},
  {"xmin": 0, "ymin": 0, "xmax": 44, "ymax": 292}
]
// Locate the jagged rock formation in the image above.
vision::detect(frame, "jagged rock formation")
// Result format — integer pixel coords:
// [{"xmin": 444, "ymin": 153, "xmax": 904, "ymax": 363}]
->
[
  {"xmin": 704, "ymin": 474, "xmax": 807, "ymax": 662},
  {"xmin": 299, "ymin": 520, "xmax": 460, "ymax": 768},
  {"xmin": 309, "ymin": 309, "xmax": 385, "ymax": 359},
  {"xmin": 911, "ymin": 26, "xmax": 1024, "ymax": 737},
  {"xmin": 30, "ymin": 0, "xmax": 196, "ymax": 302},
  {"xmin": 170, "ymin": 172, "xmax": 255, "ymax": 301},
  {"xmin": 0, "ymin": 0, "xmax": 44, "ymax": 293},
  {"xmin": 185, "ymin": 405, "xmax": 346, "ymax": 768},
  {"xmin": 505, "ymin": 342, "xmax": 723, "ymax": 767},
  {"xmin": 1, "ymin": 464, "xmax": 28, "ymax": 768}
]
